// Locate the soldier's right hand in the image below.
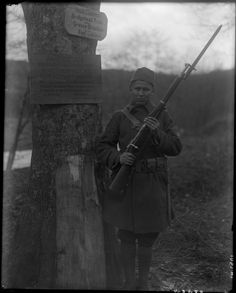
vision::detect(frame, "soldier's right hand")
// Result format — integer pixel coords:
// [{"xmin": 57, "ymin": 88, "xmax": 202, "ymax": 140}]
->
[{"xmin": 119, "ymin": 152, "xmax": 136, "ymax": 165}]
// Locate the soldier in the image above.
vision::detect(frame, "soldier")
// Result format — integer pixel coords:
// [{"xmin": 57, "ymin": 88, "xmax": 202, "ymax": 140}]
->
[{"xmin": 96, "ymin": 67, "xmax": 182, "ymax": 290}]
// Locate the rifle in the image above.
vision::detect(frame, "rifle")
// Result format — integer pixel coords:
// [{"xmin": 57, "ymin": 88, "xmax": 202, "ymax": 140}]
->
[{"xmin": 109, "ymin": 25, "xmax": 222, "ymax": 199}]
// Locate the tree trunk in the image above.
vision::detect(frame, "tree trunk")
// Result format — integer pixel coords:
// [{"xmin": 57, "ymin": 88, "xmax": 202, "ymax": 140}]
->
[{"xmin": 5, "ymin": 3, "xmax": 105, "ymax": 289}]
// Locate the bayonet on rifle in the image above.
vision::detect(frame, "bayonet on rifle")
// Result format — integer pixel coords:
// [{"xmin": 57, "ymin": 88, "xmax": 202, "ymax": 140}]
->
[{"xmin": 109, "ymin": 25, "xmax": 222, "ymax": 198}]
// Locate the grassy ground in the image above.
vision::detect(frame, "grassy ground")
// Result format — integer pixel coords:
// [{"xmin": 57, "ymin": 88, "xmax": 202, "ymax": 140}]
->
[
  {"xmin": 3, "ymin": 126, "xmax": 233, "ymax": 291},
  {"xmin": 150, "ymin": 133, "xmax": 233, "ymax": 292}
]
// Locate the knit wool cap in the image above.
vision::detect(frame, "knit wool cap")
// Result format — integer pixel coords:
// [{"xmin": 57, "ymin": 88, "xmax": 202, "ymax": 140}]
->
[{"xmin": 129, "ymin": 67, "xmax": 155, "ymax": 87}]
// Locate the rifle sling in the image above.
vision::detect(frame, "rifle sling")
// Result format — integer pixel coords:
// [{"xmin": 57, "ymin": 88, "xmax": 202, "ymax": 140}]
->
[{"xmin": 121, "ymin": 107, "xmax": 142, "ymax": 129}]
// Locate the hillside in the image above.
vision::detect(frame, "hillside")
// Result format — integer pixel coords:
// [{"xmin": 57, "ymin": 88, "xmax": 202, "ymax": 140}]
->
[
  {"xmin": 101, "ymin": 68, "xmax": 234, "ymax": 134},
  {"xmin": 4, "ymin": 60, "xmax": 234, "ymax": 151}
]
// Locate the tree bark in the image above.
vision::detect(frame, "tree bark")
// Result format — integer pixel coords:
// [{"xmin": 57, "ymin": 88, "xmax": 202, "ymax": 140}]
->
[{"xmin": 5, "ymin": 3, "xmax": 105, "ymax": 289}]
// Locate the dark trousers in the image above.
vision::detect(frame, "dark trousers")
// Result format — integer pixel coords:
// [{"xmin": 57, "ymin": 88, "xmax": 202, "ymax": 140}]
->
[{"xmin": 117, "ymin": 229, "xmax": 159, "ymax": 290}]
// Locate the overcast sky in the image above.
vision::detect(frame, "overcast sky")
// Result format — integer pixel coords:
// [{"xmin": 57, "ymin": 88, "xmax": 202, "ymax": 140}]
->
[{"xmin": 6, "ymin": 2, "xmax": 235, "ymax": 73}]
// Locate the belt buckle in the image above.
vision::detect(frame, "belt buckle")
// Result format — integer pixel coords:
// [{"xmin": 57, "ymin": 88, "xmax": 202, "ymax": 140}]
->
[{"xmin": 157, "ymin": 158, "xmax": 166, "ymax": 169}]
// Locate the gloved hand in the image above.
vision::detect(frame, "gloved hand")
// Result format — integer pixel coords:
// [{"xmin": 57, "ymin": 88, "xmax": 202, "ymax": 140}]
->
[
  {"xmin": 144, "ymin": 117, "xmax": 160, "ymax": 130},
  {"xmin": 119, "ymin": 152, "xmax": 136, "ymax": 166}
]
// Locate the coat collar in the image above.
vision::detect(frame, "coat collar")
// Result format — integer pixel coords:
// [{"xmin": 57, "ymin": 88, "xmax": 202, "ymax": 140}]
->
[{"xmin": 126, "ymin": 101, "xmax": 156, "ymax": 114}]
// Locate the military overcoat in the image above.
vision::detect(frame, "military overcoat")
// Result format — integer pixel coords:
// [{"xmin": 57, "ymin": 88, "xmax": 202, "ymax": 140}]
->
[{"xmin": 96, "ymin": 102, "xmax": 182, "ymax": 233}]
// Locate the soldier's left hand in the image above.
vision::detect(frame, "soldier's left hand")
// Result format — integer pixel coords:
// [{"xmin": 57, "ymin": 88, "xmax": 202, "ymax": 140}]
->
[{"xmin": 144, "ymin": 117, "xmax": 160, "ymax": 130}]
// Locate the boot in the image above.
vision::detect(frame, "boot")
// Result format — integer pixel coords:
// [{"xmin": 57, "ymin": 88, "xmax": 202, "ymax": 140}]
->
[
  {"xmin": 136, "ymin": 245, "xmax": 152, "ymax": 291},
  {"xmin": 120, "ymin": 241, "xmax": 136, "ymax": 290}
]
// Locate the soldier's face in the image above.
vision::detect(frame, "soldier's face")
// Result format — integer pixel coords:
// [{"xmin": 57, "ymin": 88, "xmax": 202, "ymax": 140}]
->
[{"xmin": 130, "ymin": 80, "xmax": 153, "ymax": 105}]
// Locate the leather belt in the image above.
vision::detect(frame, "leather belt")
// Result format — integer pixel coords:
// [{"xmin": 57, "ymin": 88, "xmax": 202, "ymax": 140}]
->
[{"xmin": 134, "ymin": 157, "xmax": 167, "ymax": 173}]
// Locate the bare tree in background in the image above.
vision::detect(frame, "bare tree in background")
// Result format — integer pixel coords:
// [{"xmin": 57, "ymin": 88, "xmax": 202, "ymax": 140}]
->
[
  {"xmin": 103, "ymin": 28, "xmax": 178, "ymax": 73},
  {"xmin": 5, "ymin": 5, "xmax": 30, "ymax": 171},
  {"xmin": 6, "ymin": 5, "xmax": 27, "ymax": 59}
]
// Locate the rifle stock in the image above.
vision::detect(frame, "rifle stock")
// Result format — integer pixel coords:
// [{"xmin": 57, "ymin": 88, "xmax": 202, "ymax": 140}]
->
[
  {"xmin": 107, "ymin": 25, "xmax": 222, "ymax": 199},
  {"xmin": 109, "ymin": 165, "xmax": 133, "ymax": 199}
]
